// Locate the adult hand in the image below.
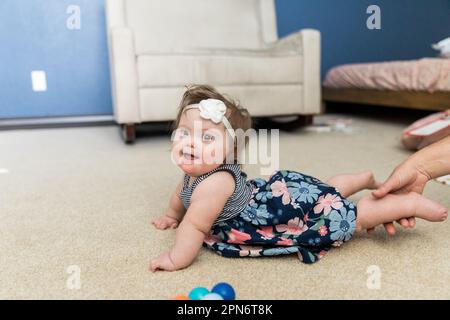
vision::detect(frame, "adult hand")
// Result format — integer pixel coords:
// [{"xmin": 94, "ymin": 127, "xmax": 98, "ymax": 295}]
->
[
  {"xmin": 367, "ymin": 135, "xmax": 450, "ymax": 235},
  {"xmin": 372, "ymin": 162, "xmax": 430, "ymax": 198},
  {"xmin": 367, "ymin": 162, "xmax": 430, "ymax": 235}
]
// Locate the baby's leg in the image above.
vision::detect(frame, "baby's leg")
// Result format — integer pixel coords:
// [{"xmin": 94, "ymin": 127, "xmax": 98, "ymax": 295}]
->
[
  {"xmin": 327, "ymin": 171, "xmax": 380, "ymax": 198},
  {"xmin": 356, "ymin": 192, "xmax": 448, "ymax": 232}
]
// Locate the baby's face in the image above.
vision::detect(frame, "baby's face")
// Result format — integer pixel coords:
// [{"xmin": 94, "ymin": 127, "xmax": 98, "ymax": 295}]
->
[{"xmin": 171, "ymin": 109, "xmax": 233, "ymax": 176}]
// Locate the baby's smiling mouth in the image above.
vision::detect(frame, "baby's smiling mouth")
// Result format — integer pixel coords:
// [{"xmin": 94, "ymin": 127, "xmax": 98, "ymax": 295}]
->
[{"xmin": 181, "ymin": 150, "xmax": 199, "ymax": 161}]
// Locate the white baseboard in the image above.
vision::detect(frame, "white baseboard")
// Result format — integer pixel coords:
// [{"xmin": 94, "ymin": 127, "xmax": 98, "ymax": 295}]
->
[{"xmin": 0, "ymin": 115, "xmax": 115, "ymax": 130}]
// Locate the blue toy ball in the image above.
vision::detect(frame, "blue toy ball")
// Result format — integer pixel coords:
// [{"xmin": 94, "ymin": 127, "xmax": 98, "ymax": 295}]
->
[
  {"xmin": 188, "ymin": 287, "xmax": 210, "ymax": 300},
  {"xmin": 211, "ymin": 282, "xmax": 235, "ymax": 300},
  {"xmin": 202, "ymin": 293, "xmax": 224, "ymax": 300}
]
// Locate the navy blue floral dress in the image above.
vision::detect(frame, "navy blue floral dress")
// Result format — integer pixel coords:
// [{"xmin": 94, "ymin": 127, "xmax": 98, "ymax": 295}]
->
[{"xmin": 203, "ymin": 170, "xmax": 357, "ymax": 264}]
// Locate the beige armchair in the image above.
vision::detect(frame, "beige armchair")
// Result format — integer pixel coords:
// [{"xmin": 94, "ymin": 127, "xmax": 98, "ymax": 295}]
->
[{"xmin": 105, "ymin": 0, "xmax": 321, "ymax": 142}]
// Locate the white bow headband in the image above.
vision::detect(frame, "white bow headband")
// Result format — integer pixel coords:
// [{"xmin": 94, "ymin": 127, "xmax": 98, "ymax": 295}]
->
[{"xmin": 184, "ymin": 99, "xmax": 235, "ymax": 140}]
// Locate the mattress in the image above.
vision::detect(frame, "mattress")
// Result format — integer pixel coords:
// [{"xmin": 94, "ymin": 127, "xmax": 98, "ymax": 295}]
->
[{"xmin": 323, "ymin": 58, "xmax": 450, "ymax": 93}]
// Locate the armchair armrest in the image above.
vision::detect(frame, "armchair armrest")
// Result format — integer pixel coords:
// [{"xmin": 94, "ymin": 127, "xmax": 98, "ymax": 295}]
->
[
  {"xmin": 270, "ymin": 29, "xmax": 321, "ymax": 114},
  {"xmin": 270, "ymin": 31, "xmax": 303, "ymax": 54},
  {"xmin": 299, "ymin": 29, "xmax": 321, "ymax": 114},
  {"xmin": 107, "ymin": 27, "xmax": 141, "ymax": 124}
]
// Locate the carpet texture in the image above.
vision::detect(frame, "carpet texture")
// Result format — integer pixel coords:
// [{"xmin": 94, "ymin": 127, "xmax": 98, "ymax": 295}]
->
[{"xmin": 0, "ymin": 113, "xmax": 449, "ymax": 299}]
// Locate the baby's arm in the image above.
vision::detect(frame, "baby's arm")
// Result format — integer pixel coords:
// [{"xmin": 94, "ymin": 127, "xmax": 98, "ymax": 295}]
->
[
  {"xmin": 150, "ymin": 172, "xmax": 235, "ymax": 272},
  {"xmin": 152, "ymin": 180, "xmax": 186, "ymax": 230}
]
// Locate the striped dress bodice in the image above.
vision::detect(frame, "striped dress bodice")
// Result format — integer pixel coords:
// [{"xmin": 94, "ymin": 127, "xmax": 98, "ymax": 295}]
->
[{"xmin": 179, "ymin": 164, "xmax": 253, "ymax": 225}]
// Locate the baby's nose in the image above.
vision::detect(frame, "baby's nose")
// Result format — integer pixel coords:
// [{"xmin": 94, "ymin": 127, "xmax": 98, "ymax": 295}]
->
[{"xmin": 189, "ymin": 135, "xmax": 202, "ymax": 148}]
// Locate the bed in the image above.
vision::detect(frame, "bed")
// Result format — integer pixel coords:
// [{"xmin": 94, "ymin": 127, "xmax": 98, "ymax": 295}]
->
[{"xmin": 322, "ymin": 58, "xmax": 450, "ymax": 111}]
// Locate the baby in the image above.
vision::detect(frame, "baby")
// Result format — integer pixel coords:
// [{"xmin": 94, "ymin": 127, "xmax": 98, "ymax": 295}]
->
[{"xmin": 150, "ymin": 84, "xmax": 448, "ymax": 272}]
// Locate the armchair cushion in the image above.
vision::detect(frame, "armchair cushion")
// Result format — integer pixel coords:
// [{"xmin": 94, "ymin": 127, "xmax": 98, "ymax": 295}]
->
[
  {"xmin": 136, "ymin": 31, "xmax": 307, "ymax": 88},
  {"xmin": 137, "ymin": 53, "xmax": 302, "ymax": 88}
]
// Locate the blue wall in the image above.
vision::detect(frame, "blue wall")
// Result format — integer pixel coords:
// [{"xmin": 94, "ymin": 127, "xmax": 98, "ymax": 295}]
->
[
  {"xmin": 275, "ymin": 0, "xmax": 450, "ymax": 78},
  {"xmin": 0, "ymin": 0, "xmax": 112, "ymax": 119},
  {"xmin": 0, "ymin": 0, "xmax": 449, "ymax": 119}
]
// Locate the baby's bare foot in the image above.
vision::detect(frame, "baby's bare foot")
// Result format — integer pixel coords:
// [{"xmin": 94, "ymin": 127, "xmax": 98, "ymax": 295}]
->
[
  {"xmin": 360, "ymin": 170, "xmax": 381, "ymax": 190},
  {"xmin": 412, "ymin": 193, "xmax": 448, "ymax": 222},
  {"xmin": 356, "ymin": 192, "xmax": 447, "ymax": 232}
]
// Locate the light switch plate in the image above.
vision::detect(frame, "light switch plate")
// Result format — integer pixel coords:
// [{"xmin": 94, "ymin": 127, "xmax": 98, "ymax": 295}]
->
[{"xmin": 31, "ymin": 71, "xmax": 47, "ymax": 92}]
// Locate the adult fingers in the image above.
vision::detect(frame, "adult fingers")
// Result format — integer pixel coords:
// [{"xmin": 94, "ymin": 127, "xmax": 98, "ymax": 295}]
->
[
  {"xmin": 408, "ymin": 217, "xmax": 416, "ymax": 228},
  {"xmin": 383, "ymin": 222, "xmax": 396, "ymax": 235},
  {"xmin": 398, "ymin": 218, "xmax": 410, "ymax": 228},
  {"xmin": 372, "ymin": 180, "xmax": 396, "ymax": 198}
]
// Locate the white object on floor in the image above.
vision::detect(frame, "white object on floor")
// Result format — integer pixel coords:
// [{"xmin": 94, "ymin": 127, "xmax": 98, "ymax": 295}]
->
[
  {"xmin": 0, "ymin": 168, "xmax": 10, "ymax": 174},
  {"xmin": 303, "ymin": 124, "xmax": 332, "ymax": 133},
  {"xmin": 305, "ymin": 117, "xmax": 354, "ymax": 134}
]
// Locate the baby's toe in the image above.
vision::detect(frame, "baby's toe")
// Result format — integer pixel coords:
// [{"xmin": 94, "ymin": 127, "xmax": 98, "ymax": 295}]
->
[{"xmin": 440, "ymin": 208, "xmax": 448, "ymax": 221}]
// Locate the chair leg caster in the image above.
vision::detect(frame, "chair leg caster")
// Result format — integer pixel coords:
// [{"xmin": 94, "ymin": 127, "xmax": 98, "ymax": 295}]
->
[
  {"xmin": 121, "ymin": 124, "xmax": 136, "ymax": 143},
  {"xmin": 256, "ymin": 115, "xmax": 314, "ymax": 131}
]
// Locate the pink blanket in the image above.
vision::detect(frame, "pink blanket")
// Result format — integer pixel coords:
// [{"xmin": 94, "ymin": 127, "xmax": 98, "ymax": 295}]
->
[{"xmin": 323, "ymin": 58, "xmax": 450, "ymax": 93}]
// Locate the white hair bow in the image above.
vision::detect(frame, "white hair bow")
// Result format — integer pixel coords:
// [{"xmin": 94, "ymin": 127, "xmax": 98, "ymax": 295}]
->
[{"xmin": 186, "ymin": 99, "xmax": 235, "ymax": 139}]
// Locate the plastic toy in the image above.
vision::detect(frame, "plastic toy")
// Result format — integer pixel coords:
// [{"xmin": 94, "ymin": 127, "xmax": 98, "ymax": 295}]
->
[
  {"xmin": 202, "ymin": 293, "xmax": 224, "ymax": 300},
  {"xmin": 211, "ymin": 282, "xmax": 236, "ymax": 300},
  {"xmin": 174, "ymin": 282, "xmax": 236, "ymax": 300},
  {"xmin": 188, "ymin": 287, "xmax": 210, "ymax": 300}
]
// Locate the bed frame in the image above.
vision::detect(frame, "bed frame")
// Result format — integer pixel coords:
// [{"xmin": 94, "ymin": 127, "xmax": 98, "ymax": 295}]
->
[{"xmin": 322, "ymin": 88, "xmax": 450, "ymax": 111}]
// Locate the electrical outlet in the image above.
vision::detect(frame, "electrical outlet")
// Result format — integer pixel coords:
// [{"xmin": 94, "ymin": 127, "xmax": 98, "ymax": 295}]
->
[{"xmin": 31, "ymin": 71, "xmax": 47, "ymax": 92}]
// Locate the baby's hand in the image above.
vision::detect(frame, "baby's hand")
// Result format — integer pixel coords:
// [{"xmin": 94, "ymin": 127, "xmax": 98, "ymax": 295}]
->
[
  {"xmin": 151, "ymin": 215, "xmax": 179, "ymax": 230},
  {"xmin": 150, "ymin": 251, "xmax": 177, "ymax": 272}
]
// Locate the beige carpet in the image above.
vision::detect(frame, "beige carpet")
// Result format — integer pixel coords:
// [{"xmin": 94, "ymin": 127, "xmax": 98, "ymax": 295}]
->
[{"xmin": 0, "ymin": 113, "xmax": 449, "ymax": 300}]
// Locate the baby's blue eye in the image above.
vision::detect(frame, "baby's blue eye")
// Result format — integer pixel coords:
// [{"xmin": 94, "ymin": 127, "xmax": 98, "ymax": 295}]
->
[
  {"xmin": 203, "ymin": 133, "xmax": 215, "ymax": 142},
  {"xmin": 179, "ymin": 129, "xmax": 189, "ymax": 137}
]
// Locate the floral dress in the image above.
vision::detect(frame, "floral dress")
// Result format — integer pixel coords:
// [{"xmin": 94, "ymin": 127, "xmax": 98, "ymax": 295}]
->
[{"xmin": 203, "ymin": 170, "xmax": 357, "ymax": 264}]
